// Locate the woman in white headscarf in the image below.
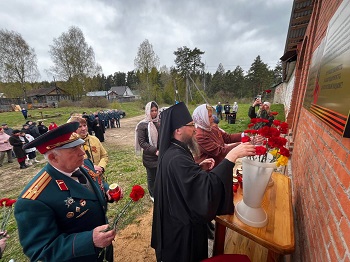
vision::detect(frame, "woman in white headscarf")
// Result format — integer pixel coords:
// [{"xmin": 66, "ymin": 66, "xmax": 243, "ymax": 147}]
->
[
  {"xmin": 135, "ymin": 101, "xmax": 160, "ymax": 202},
  {"xmin": 192, "ymin": 104, "xmax": 241, "ymax": 168}
]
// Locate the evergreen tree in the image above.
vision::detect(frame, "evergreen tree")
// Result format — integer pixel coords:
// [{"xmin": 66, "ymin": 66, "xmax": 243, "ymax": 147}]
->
[{"xmin": 246, "ymin": 55, "xmax": 274, "ymax": 98}]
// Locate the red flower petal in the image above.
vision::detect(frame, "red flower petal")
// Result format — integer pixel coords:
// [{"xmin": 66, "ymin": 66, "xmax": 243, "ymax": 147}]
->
[
  {"xmin": 241, "ymin": 136, "xmax": 251, "ymax": 143},
  {"xmin": 255, "ymin": 146, "xmax": 267, "ymax": 155},
  {"xmin": 129, "ymin": 185, "xmax": 145, "ymax": 202},
  {"xmin": 5, "ymin": 199, "xmax": 16, "ymax": 207}
]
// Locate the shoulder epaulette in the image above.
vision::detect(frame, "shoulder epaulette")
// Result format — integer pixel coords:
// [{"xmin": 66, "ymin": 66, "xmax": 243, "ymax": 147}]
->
[{"xmin": 22, "ymin": 172, "xmax": 52, "ymax": 200}]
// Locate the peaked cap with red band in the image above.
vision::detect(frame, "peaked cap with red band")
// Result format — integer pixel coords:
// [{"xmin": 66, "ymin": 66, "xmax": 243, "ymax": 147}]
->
[{"xmin": 23, "ymin": 122, "xmax": 85, "ymax": 154}]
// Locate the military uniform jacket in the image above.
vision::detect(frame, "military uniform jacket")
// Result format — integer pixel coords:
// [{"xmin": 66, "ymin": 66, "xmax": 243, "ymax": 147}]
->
[{"xmin": 14, "ymin": 160, "xmax": 110, "ymax": 262}]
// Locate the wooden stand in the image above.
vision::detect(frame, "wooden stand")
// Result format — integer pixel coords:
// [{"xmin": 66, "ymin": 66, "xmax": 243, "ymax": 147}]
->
[{"xmin": 213, "ymin": 172, "xmax": 295, "ymax": 262}]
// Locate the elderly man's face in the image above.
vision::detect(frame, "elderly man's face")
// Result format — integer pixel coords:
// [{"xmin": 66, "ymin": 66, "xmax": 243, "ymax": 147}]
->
[
  {"xmin": 52, "ymin": 145, "xmax": 85, "ymax": 172},
  {"xmin": 76, "ymin": 122, "xmax": 88, "ymax": 138}
]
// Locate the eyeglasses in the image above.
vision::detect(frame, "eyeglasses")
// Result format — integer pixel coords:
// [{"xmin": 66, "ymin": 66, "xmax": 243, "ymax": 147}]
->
[{"xmin": 184, "ymin": 123, "xmax": 195, "ymax": 127}]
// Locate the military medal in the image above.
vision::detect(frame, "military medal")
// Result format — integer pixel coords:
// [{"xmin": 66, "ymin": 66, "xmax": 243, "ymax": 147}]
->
[
  {"xmin": 80, "ymin": 199, "xmax": 86, "ymax": 206},
  {"xmin": 64, "ymin": 197, "xmax": 75, "ymax": 208},
  {"xmin": 76, "ymin": 207, "xmax": 81, "ymax": 213},
  {"xmin": 66, "ymin": 212, "xmax": 74, "ymax": 218},
  {"xmin": 76, "ymin": 209, "xmax": 89, "ymax": 218}
]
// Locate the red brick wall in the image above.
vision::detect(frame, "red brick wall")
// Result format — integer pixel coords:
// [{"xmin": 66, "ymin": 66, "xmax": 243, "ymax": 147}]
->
[{"xmin": 290, "ymin": 0, "xmax": 350, "ymax": 261}]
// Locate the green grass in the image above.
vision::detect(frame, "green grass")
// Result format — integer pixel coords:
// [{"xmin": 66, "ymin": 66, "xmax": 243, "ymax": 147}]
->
[
  {"xmin": 0, "ymin": 101, "xmax": 285, "ymax": 261},
  {"xmin": 0, "ymin": 100, "xmax": 146, "ymax": 129}
]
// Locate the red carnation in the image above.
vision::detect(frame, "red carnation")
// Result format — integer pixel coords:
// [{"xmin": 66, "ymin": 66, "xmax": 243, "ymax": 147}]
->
[
  {"xmin": 109, "ymin": 185, "xmax": 145, "ymax": 230},
  {"xmin": 5, "ymin": 199, "xmax": 16, "ymax": 207},
  {"xmin": 273, "ymin": 120, "xmax": 281, "ymax": 126},
  {"xmin": 1, "ymin": 198, "xmax": 16, "ymax": 233},
  {"xmin": 241, "ymin": 136, "xmax": 251, "ymax": 143},
  {"xmin": 0, "ymin": 198, "xmax": 10, "ymax": 207},
  {"xmin": 255, "ymin": 146, "xmax": 267, "ymax": 155},
  {"xmin": 250, "ymin": 118, "xmax": 259, "ymax": 124},
  {"xmin": 130, "ymin": 185, "xmax": 145, "ymax": 202},
  {"xmin": 279, "ymin": 147, "xmax": 290, "ymax": 157},
  {"xmin": 264, "ymin": 89, "xmax": 272, "ymax": 93}
]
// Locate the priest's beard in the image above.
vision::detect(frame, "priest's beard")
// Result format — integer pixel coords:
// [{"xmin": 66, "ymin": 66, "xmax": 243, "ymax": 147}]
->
[{"xmin": 183, "ymin": 135, "xmax": 200, "ymax": 156}]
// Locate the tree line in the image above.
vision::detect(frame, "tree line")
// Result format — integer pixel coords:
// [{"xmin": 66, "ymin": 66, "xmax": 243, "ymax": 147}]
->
[{"xmin": 0, "ymin": 26, "xmax": 282, "ymax": 105}]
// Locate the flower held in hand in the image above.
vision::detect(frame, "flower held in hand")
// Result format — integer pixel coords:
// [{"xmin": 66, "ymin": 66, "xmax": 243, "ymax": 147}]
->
[{"xmin": 111, "ymin": 185, "xmax": 145, "ymax": 229}]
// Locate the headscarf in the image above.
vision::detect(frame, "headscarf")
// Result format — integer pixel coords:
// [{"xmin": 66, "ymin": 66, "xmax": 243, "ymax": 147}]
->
[
  {"xmin": 192, "ymin": 104, "xmax": 211, "ymax": 131},
  {"xmin": 135, "ymin": 101, "xmax": 159, "ymax": 155},
  {"xmin": 158, "ymin": 102, "xmax": 192, "ymax": 157}
]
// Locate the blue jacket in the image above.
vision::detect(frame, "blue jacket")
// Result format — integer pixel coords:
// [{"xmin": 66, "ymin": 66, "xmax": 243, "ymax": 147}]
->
[{"xmin": 14, "ymin": 159, "xmax": 111, "ymax": 261}]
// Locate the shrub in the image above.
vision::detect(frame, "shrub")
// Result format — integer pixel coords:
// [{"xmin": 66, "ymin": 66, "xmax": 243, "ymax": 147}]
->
[{"xmin": 80, "ymin": 97, "xmax": 109, "ymax": 108}]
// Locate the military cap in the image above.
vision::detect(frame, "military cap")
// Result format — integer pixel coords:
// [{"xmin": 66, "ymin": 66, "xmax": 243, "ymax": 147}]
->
[{"xmin": 23, "ymin": 122, "xmax": 85, "ymax": 154}]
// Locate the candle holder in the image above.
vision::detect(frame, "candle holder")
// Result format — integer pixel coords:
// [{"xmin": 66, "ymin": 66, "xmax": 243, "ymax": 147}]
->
[{"xmin": 108, "ymin": 183, "xmax": 121, "ymax": 201}]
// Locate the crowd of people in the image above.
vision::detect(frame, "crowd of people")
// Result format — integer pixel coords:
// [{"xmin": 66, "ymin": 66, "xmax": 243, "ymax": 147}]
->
[
  {"xmin": 2, "ymin": 98, "xmax": 275, "ymax": 261},
  {"xmin": 215, "ymin": 101, "xmax": 239, "ymax": 122}
]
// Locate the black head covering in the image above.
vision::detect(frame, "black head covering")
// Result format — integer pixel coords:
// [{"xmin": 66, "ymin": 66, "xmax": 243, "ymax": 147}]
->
[{"xmin": 158, "ymin": 102, "xmax": 192, "ymax": 157}]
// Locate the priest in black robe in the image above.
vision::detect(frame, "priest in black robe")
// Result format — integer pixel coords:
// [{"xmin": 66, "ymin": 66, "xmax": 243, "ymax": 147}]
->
[{"xmin": 151, "ymin": 102, "xmax": 256, "ymax": 262}]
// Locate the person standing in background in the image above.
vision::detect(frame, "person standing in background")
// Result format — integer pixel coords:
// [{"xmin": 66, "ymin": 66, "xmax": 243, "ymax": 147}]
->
[
  {"xmin": 20, "ymin": 131, "xmax": 40, "ymax": 165},
  {"xmin": 0, "ymin": 128, "xmax": 13, "ymax": 166},
  {"xmin": 21, "ymin": 107, "xmax": 28, "ymax": 119},
  {"xmin": 248, "ymin": 98, "xmax": 274, "ymax": 127},
  {"xmin": 9, "ymin": 130, "xmax": 28, "ymax": 169},
  {"xmin": 67, "ymin": 117, "xmax": 108, "ymax": 176},
  {"xmin": 224, "ymin": 101, "xmax": 231, "ymax": 120},
  {"xmin": 37, "ymin": 121, "xmax": 48, "ymax": 135},
  {"xmin": 93, "ymin": 115, "xmax": 105, "ymax": 142},
  {"xmin": 232, "ymin": 102, "xmax": 239, "ymax": 113},
  {"xmin": 1, "ymin": 123, "xmax": 13, "ymax": 136},
  {"xmin": 216, "ymin": 102, "xmax": 223, "ymax": 120},
  {"xmin": 48, "ymin": 121, "xmax": 58, "ymax": 130},
  {"xmin": 135, "ymin": 101, "xmax": 160, "ymax": 202}
]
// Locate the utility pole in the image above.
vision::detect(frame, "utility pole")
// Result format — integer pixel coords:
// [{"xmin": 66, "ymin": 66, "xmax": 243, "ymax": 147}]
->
[{"xmin": 186, "ymin": 74, "xmax": 189, "ymax": 106}]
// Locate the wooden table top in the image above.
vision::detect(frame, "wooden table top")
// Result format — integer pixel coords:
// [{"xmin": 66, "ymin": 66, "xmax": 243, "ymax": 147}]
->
[{"xmin": 215, "ymin": 172, "xmax": 295, "ymax": 255}]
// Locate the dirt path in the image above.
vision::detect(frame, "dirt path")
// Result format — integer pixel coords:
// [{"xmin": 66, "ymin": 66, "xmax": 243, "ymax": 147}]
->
[
  {"xmin": 0, "ymin": 115, "xmax": 156, "ymax": 262},
  {"xmin": 106, "ymin": 116, "xmax": 157, "ymax": 262}
]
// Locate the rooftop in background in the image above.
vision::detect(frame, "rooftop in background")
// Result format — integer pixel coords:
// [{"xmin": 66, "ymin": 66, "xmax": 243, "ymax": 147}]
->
[{"xmin": 281, "ymin": 0, "xmax": 313, "ymax": 62}]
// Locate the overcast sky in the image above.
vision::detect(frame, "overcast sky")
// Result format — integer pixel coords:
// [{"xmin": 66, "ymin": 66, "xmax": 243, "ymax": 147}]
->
[{"xmin": 1, "ymin": 0, "xmax": 293, "ymax": 81}]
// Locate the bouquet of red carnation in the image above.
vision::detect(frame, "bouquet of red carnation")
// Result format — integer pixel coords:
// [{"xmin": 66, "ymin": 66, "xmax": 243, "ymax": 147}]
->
[
  {"xmin": 1, "ymin": 198, "xmax": 16, "ymax": 237},
  {"xmin": 244, "ymin": 114, "xmax": 290, "ymax": 167},
  {"xmin": 110, "ymin": 185, "xmax": 145, "ymax": 229}
]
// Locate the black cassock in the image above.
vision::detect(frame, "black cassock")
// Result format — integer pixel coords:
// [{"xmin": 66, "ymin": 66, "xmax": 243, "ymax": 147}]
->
[{"xmin": 151, "ymin": 139, "xmax": 235, "ymax": 262}]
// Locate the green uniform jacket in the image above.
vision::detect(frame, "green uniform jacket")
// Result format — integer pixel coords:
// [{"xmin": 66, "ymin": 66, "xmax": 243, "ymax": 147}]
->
[{"xmin": 14, "ymin": 159, "xmax": 111, "ymax": 262}]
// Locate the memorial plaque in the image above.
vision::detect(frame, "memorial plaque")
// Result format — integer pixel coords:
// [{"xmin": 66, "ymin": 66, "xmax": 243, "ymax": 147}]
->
[{"xmin": 304, "ymin": 0, "xmax": 350, "ymax": 137}]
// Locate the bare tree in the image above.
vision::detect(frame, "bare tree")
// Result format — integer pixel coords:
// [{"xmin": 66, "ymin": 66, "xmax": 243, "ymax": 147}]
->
[
  {"xmin": 134, "ymin": 39, "xmax": 159, "ymax": 74},
  {"xmin": 134, "ymin": 39, "xmax": 159, "ymax": 100},
  {"xmin": 49, "ymin": 26, "xmax": 101, "ymax": 97},
  {"xmin": 0, "ymin": 29, "xmax": 40, "ymax": 101}
]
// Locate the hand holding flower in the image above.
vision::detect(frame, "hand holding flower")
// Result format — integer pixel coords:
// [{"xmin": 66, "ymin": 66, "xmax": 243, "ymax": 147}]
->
[
  {"xmin": 225, "ymin": 143, "xmax": 256, "ymax": 163},
  {"xmin": 93, "ymin": 225, "xmax": 116, "ymax": 248}
]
